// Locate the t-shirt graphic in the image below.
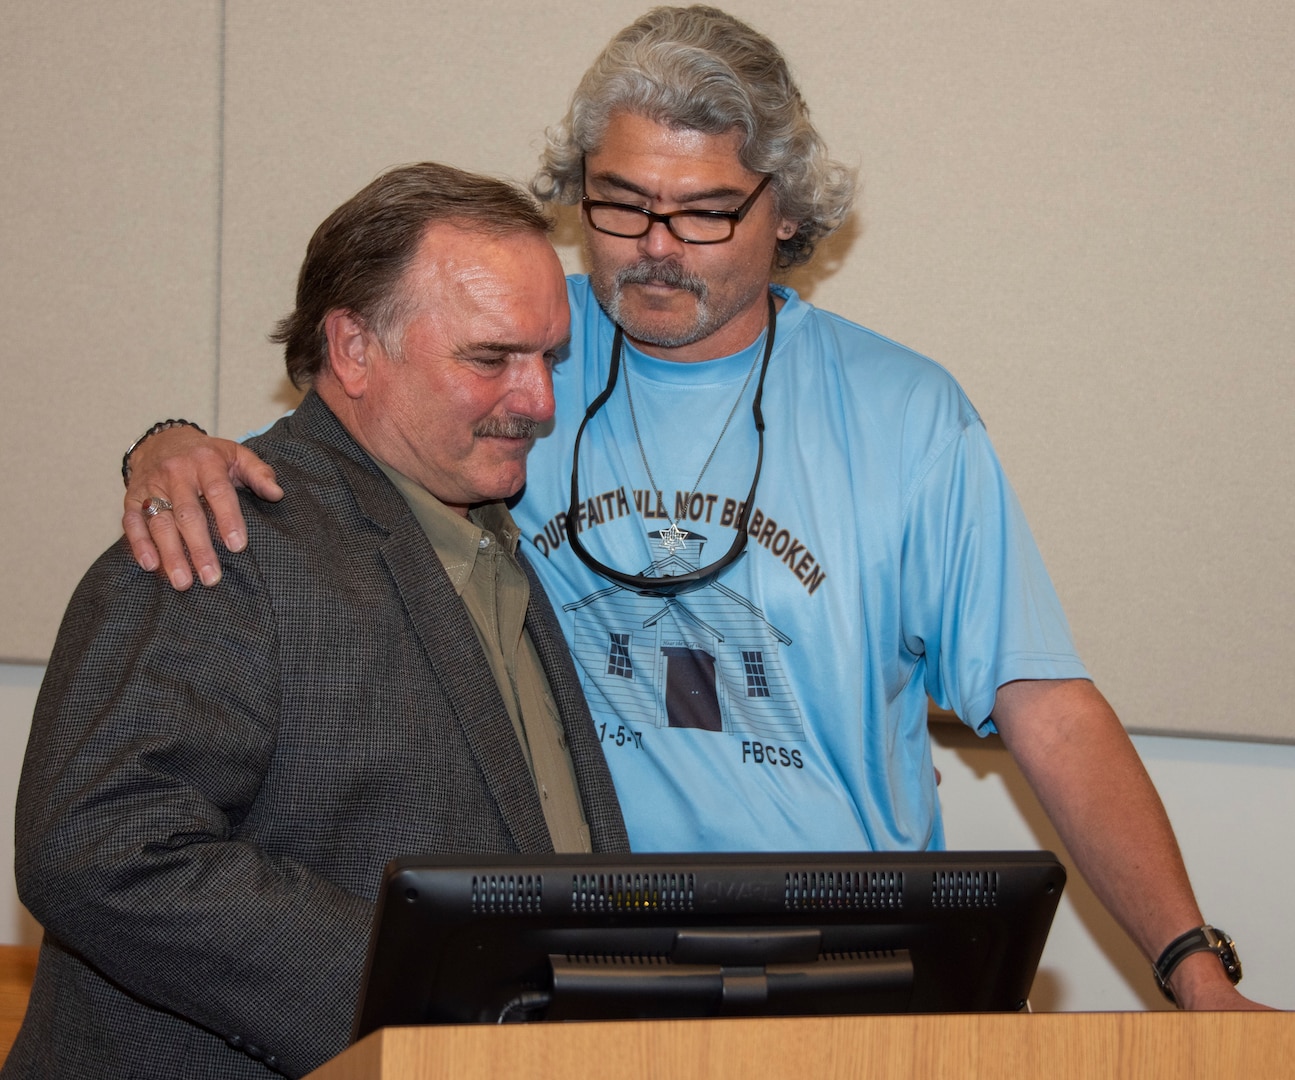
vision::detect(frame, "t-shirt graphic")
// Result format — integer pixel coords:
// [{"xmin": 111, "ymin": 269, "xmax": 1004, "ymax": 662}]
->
[{"xmin": 563, "ymin": 527, "xmax": 806, "ymax": 741}]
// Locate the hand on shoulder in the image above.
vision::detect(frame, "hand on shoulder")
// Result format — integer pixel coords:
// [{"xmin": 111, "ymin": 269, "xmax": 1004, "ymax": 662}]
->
[{"xmin": 121, "ymin": 422, "xmax": 282, "ymax": 590}]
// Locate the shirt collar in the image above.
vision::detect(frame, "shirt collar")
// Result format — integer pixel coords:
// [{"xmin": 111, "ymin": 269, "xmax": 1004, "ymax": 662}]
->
[{"xmin": 374, "ymin": 460, "xmax": 521, "ymax": 595}]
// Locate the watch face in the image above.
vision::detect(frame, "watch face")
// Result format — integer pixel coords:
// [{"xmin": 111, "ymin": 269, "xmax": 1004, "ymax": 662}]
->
[
  {"xmin": 1218, "ymin": 938, "xmax": 1242, "ymax": 983},
  {"xmin": 1202, "ymin": 927, "xmax": 1242, "ymax": 984}
]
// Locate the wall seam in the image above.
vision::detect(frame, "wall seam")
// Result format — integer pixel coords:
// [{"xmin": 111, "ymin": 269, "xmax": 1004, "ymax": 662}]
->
[{"xmin": 213, "ymin": 0, "xmax": 227, "ymax": 433}]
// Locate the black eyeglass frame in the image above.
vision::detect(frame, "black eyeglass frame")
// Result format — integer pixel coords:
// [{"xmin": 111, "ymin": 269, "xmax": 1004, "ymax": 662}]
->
[
  {"xmin": 564, "ymin": 293, "xmax": 776, "ymax": 596},
  {"xmin": 581, "ymin": 173, "xmax": 774, "ymax": 245}
]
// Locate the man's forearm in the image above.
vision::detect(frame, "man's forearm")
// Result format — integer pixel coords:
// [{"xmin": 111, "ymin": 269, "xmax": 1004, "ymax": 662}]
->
[{"xmin": 991, "ymin": 678, "xmax": 1262, "ymax": 1009}]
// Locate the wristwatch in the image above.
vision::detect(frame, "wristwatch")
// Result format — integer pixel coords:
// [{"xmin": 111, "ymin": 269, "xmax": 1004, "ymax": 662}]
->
[{"xmin": 1153, "ymin": 925, "xmax": 1242, "ymax": 1004}]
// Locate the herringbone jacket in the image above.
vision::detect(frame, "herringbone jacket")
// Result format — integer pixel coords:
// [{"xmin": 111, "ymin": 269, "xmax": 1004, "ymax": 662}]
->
[{"xmin": 6, "ymin": 393, "xmax": 628, "ymax": 1079}]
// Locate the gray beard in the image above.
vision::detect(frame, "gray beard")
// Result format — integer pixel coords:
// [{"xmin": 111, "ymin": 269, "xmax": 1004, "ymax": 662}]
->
[{"xmin": 596, "ymin": 260, "xmax": 725, "ymax": 349}]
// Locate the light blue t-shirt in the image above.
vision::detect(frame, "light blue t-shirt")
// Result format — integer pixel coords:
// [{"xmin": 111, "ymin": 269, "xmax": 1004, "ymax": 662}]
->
[{"xmin": 509, "ymin": 277, "xmax": 1088, "ymax": 853}]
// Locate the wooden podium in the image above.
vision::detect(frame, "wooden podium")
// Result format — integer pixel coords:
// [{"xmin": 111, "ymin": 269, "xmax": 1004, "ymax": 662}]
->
[{"xmin": 306, "ymin": 1012, "xmax": 1293, "ymax": 1080}]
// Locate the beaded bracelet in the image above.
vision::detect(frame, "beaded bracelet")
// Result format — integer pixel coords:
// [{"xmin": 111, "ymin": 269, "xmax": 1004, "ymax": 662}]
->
[{"xmin": 121, "ymin": 419, "xmax": 208, "ymax": 486}]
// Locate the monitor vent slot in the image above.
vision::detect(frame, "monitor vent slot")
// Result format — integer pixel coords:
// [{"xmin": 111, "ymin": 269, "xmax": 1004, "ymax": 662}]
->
[
  {"xmin": 470, "ymin": 873, "xmax": 543, "ymax": 915},
  {"xmin": 931, "ymin": 869, "xmax": 999, "ymax": 908},
  {"xmin": 559, "ymin": 953, "xmax": 672, "ymax": 966},
  {"xmin": 570, "ymin": 872, "xmax": 696, "ymax": 913},
  {"xmin": 785, "ymin": 870, "xmax": 904, "ymax": 910},
  {"xmin": 823, "ymin": 948, "xmax": 904, "ymax": 962}
]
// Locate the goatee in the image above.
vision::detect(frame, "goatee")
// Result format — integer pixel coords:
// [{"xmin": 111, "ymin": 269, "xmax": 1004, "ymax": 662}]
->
[{"xmin": 597, "ymin": 259, "xmax": 720, "ymax": 349}]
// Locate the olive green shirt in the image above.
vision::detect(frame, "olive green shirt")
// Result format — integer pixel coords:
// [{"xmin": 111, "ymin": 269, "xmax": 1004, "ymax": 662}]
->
[{"xmin": 377, "ymin": 463, "xmax": 591, "ymax": 853}]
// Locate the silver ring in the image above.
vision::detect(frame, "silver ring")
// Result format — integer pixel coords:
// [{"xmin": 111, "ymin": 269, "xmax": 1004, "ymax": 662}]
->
[{"xmin": 143, "ymin": 497, "xmax": 174, "ymax": 518}]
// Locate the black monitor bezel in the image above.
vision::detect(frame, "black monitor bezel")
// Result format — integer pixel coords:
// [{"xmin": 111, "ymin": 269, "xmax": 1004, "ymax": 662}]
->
[{"xmin": 353, "ymin": 850, "xmax": 1065, "ymax": 1039}]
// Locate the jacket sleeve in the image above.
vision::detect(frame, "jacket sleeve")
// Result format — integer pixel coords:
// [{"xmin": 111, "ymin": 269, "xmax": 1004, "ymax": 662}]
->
[{"xmin": 15, "ymin": 540, "xmax": 369, "ymax": 1077}]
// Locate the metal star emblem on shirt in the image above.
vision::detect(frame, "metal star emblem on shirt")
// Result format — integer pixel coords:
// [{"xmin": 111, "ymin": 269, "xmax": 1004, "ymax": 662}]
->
[{"xmin": 659, "ymin": 522, "xmax": 688, "ymax": 553}]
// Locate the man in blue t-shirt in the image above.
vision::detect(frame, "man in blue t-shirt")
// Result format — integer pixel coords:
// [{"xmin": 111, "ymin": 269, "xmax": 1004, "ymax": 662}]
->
[{"xmin": 118, "ymin": 6, "xmax": 1261, "ymax": 1009}]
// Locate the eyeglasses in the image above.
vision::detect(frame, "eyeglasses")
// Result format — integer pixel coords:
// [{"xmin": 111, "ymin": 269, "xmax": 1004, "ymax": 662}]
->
[
  {"xmin": 582, "ymin": 174, "xmax": 773, "ymax": 245},
  {"xmin": 564, "ymin": 294, "xmax": 777, "ymax": 596}
]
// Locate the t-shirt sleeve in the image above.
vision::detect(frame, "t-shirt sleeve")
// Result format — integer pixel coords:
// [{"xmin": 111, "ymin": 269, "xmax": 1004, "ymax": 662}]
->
[
  {"xmin": 240, "ymin": 410, "xmax": 294, "ymax": 442},
  {"xmin": 900, "ymin": 417, "xmax": 1089, "ymax": 733}
]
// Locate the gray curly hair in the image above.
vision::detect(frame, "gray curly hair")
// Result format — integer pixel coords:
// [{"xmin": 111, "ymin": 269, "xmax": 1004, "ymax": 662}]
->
[{"xmin": 532, "ymin": 5, "xmax": 855, "ymax": 269}]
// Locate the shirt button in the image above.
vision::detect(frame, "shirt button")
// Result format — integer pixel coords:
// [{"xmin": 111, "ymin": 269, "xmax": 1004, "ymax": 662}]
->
[{"xmin": 479, "ymin": 537, "xmax": 490, "ymax": 549}]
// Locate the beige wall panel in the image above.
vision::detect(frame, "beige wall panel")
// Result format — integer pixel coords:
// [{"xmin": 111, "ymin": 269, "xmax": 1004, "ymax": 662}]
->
[
  {"xmin": 218, "ymin": 1, "xmax": 1294, "ymax": 740},
  {"xmin": 0, "ymin": 2, "xmax": 223, "ymax": 660},
  {"xmin": 8, "ymin": 1, "xmax": 1279, "ymax": 738},
  {"xmin": 783, "ymin": 1, "xmax": 1294, "ymax": 740},
  {"xmin": 216, "ymin": 0, "xmax": 656, "ymax": 434}
]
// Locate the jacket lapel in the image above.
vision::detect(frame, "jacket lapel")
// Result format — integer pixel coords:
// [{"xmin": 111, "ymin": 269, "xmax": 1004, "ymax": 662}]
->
[
  {"xmin": 290, "ymin": 395, "xmax": 554, "ymax": 854},
  {"xmin": 377, "ymin": 519, "xmax": 554, "ymax": 855}
]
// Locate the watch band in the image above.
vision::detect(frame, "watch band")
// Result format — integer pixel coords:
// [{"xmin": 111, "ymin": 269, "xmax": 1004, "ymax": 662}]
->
[{"xmin": 1153, "ymin": 925, "xmax": 1242, "ymax": 1004}]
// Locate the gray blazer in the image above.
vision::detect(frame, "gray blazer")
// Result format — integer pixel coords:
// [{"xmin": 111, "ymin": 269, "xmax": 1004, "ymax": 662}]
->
[{"xmin": 5, "ymin": 393, "xmax": 628, "ymax": 1079}]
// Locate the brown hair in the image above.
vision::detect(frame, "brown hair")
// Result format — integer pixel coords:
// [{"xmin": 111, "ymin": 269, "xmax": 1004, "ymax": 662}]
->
[{"xmin": 273, "ymin": 162, "xmax": 553, "ymax": 388}]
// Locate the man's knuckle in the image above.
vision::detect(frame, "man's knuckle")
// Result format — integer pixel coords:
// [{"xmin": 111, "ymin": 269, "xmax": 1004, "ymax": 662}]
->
[{"xmin": 204, "ymin": 476, "xmax": 237, "ymax": 498}]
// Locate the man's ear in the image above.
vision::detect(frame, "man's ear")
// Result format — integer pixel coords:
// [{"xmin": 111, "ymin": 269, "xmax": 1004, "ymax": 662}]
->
[
  {"xmin": 776, "ymin": 218, "xmax": 798, "ymax": 241},
  {"xmin": 324, "ymin": 310, "xmax": 377, "ymax": 400}
]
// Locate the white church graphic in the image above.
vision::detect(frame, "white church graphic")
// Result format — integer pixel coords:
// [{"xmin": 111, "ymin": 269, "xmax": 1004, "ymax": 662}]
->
[{"xmin": 563, "ymin": 528, "xmax": 806, "ymax": 741}]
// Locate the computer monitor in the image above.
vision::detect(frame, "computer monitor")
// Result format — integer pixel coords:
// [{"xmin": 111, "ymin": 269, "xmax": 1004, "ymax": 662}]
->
[{"xmin": 353, "ymin": 850, "xmax": 1064, "ymax": 1039}]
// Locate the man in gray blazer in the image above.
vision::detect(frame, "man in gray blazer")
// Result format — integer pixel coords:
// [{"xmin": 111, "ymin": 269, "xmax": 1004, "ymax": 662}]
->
[{"xmin": 5, "ymin": 163, "xmax": 628, "ymax": 1079}]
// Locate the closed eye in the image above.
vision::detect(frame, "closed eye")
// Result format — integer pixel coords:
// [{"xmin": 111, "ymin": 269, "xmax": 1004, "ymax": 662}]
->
[
  {"xmin": 545, "ymin": 338, "xmax": 572, "ymax": 368},
  {"xmin": 464, "ymin": 352, "xmax": 509, "ymax": 371}
]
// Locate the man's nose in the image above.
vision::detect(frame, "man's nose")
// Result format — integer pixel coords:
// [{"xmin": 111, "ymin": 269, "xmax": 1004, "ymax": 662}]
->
[
  {"xmin": 510, "ymin": 354, "xmax": 556, "ymax": 423},
  {"xmin": 637, "ymin": 217, "xmax": 687, "ymax": 259}
]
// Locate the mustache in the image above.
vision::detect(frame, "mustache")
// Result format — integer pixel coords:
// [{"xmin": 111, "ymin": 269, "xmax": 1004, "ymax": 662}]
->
[
  {"xmin": 473, "ymin": 415, "xmax": 540, "ymax": 440},
  {"xmin": 614, "ymin": 259, "xmax": 708, "ymax": 298}
]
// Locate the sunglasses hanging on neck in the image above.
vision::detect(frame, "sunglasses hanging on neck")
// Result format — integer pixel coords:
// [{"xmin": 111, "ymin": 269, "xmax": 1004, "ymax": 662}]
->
[{"xmin": 564, "ymin": 292, "xmax": 776, "ymax": 596}]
